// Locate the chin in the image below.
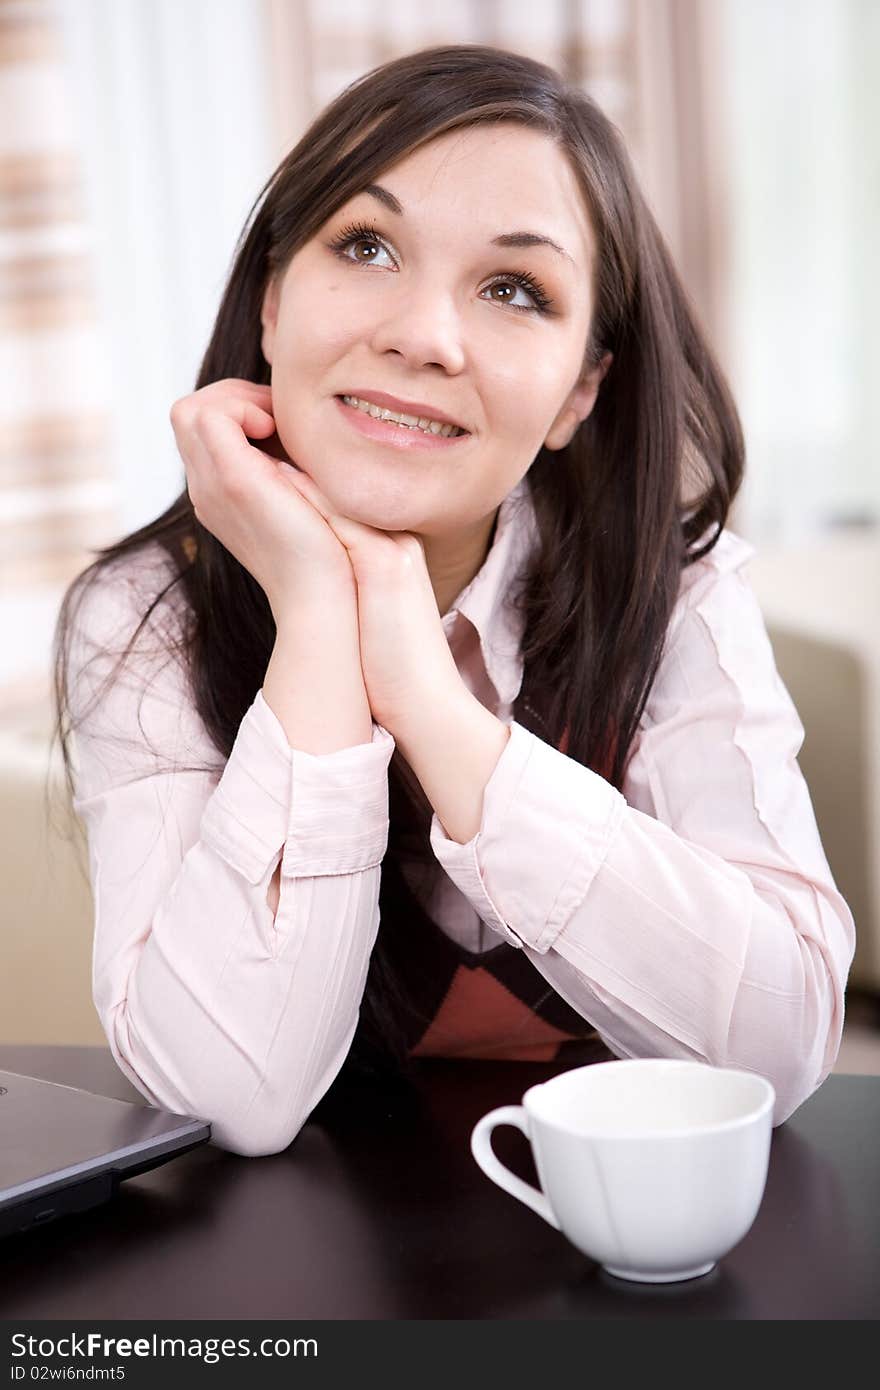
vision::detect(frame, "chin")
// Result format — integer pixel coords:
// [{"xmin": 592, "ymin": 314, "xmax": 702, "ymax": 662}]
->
[{"xmin": 328, "ymin": 476, "xmax": 428, "ymax": 533}]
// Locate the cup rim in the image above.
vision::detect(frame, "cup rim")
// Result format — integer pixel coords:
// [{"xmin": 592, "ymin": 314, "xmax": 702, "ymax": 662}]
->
[{"xmin": 522, "ymin": 1059, "xmax": 776, "ymax": 1140}]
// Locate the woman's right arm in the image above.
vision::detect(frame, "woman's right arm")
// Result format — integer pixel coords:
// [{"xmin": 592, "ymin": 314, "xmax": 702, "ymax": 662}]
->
[
  {"xmin": 262, "ymin": 583, "xmax": 373, "ymax": 912},
  {"xmin": 69, "ymin": 559, "xmax": 393, "ymax": 1158},
  {"xmin": 69, "ymin": 379, "xmax": 392, "ymax": 1157}
]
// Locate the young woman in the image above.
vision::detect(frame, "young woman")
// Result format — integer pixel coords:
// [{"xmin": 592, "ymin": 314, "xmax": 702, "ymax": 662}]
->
[{"xmin": 53, "ymin": 45, "xmax": 855, "ymax": 1157}]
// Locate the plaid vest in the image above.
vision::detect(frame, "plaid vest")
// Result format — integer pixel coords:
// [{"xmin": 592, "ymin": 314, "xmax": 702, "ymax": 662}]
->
[{"xmin": 345, "ymin": 709, "xmax": 617, "ymax": 1076}]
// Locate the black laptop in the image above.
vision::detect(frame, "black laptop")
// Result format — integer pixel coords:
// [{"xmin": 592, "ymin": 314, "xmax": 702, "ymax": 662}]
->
[{"xmin": 0, "ymin": 1069, "xmax": 211, "ymax": 1238}]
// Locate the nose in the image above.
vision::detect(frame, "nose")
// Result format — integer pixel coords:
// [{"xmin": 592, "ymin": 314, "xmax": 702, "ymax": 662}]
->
[{"xmin": 368, "ymin": 279, "xmax": 466, "ymax": 375}]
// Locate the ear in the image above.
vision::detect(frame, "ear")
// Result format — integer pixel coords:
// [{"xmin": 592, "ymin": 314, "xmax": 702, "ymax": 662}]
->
[
  {"xmin": 544, "ymin": 351, "xmax": 613, "ymax": 451},
  {"xmin": 260, "ymin": 276, "xmax": 281, "ymax": 366}
]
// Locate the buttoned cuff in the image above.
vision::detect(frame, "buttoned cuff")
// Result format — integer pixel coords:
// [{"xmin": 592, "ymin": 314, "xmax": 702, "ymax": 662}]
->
[
  {"xmin": 201, "ymin": 688, "xmax": 394, "ymax": 883},
  {"xmin": 430, "ymin": 720, "xmax": 626, "ymax": 952}
]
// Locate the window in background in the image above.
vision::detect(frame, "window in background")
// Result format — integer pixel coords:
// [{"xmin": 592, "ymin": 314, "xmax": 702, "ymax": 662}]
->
[
  {"xmin": 0, "ymin": 0, "xmax": 276, "ymax": 704},
  {"xmin": 719, "ymin": 0, "xmax": 879, "ymax": 546},
  {"xmin": 0, "ymin": 0, "xmax": 116, "ymax": 695}
]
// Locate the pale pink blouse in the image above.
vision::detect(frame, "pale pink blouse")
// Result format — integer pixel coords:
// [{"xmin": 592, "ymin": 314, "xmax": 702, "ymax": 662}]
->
[{"xmin": 67, "ymin": 477, "xmax": 855, "ymax": 1155}]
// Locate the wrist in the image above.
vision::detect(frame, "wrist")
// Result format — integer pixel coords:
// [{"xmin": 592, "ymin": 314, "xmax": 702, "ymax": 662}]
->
[
  {"xmin": 269, "ymin": 571, "xmax": 357, "ymax": 631},
  {"xmin": 393, "ymin": 687, "xmax": 511, "ymax": 845},
  {"xmin": 392, "ymin": 680, "xmax": 478, "ymax": 755}
]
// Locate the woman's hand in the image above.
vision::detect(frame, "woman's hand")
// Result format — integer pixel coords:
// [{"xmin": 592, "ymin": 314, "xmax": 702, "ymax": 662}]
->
[
  {"xmin": 169, "ymin": 379, "xmax": 355, "ymax": 620},
  {"xmin": 278, "ymin": 468, "xmax": 465, "ymax": 736}
]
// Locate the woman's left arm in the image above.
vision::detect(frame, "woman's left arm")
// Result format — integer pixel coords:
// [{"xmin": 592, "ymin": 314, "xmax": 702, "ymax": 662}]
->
[
  {"xmin": 418, "ymin": 549, "xmax": 856, "ymax": 1128},
  {"xmin": 284, "ymin": 468, "xmax": 855, "ymax": 1125}
]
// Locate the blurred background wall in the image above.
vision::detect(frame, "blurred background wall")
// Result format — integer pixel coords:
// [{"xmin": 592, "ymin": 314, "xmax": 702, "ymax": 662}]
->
[{"xmin": 0, "ymin": 0, "xmax": 877, "ymax": 1044}]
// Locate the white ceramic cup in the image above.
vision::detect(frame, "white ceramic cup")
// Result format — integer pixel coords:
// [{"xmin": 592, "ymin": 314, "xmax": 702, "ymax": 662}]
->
[{"xmin": 470, "ymin": 1058, "xmax": 775, "ymax": 1283}]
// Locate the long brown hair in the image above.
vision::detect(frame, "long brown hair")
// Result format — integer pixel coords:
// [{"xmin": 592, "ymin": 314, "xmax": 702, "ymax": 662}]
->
[{"xmin": 52, "ymin": 44, "xmax": 744, "ymax": 1080}]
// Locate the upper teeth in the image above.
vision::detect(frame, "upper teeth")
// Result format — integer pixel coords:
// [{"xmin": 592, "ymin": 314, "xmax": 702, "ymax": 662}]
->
[{"xmin": 342, "ymin": 395, "xmax": 465, "ymax": 436}]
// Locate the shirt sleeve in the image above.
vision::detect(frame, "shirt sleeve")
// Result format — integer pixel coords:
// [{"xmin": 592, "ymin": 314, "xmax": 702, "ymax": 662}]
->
[
  {"xmin": 66, "ymin": 556, "xmax": 394, "ymax": 1156},
  {"xmin": 429, "ymin": 535, "xmax": 856, "ymax": 1126}
]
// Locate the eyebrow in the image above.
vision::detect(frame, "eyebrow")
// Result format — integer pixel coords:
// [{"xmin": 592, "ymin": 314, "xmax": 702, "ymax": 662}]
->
[{"xmin": 361, "ymin": 183, "xmax": 576, "ymax": 266}]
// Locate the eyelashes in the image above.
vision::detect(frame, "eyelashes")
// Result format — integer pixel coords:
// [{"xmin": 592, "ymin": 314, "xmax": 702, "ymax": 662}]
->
[{"xmin": 324, "ymin": 218, "xmax": 555, "ymax": 315}]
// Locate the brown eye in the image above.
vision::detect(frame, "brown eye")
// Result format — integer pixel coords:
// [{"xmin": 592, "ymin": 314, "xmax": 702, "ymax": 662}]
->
[
  {"xmin": 490, "ymin": 283, "xmax": 516, "ymax": 303},
  {"xmin": 325, "ymin": 220, "xmax": 554, "ymax": 315},
  {"xmin": 350, "ymin": 238, "xmax": 380, "ymax": 262},
  {"xmin": 326, "ymin": 220, "xmax": 394, "ymax": 267},
  {"xmin": 483, "ymin": 272, "xmax": 553, "ymax": 314}
]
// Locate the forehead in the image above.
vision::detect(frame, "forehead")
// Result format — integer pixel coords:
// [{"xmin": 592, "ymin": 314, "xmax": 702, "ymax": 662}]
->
[{"xmin": 359, "ymin": 124, "xmax": 595, "ymax": 274}]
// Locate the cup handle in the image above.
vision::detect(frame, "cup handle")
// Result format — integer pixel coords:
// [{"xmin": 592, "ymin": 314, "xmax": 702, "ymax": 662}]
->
[{"xmin": 470, "ymin": 1106, "xmax": 560, "ymax": 1230}]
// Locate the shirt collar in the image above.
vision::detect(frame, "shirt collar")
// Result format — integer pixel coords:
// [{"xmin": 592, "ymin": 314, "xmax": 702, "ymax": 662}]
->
[{"xmin": 440, "ymin": 475, "xmax": 539, "ymax": 709}]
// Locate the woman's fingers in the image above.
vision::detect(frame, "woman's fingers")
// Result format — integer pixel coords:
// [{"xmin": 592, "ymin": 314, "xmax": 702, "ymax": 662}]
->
[
  {"xmin": 238, "ymin": 401, "xmax": 278, "ymax": 439},
  {"xmin": 169, "ymin": 377, "xmax": 356, "ymax": 609},
  {"xmin": 278, "ymin": 464, "xmax": 334, "ymax": 516}
]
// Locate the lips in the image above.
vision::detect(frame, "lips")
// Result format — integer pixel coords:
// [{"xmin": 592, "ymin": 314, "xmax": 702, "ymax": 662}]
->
[
  {"xmin": 334, "ymin": 394, "xmax": 469, "ymax": 449},
  {"xmin": 338, "ymin": 389, "xmax": 469, "ymax": 433}
]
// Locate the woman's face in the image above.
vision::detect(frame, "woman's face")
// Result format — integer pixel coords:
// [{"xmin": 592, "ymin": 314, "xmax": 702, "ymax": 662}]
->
[{"xmin": 261, "ymin": 123, "xmax": 611, "ymax": 538}]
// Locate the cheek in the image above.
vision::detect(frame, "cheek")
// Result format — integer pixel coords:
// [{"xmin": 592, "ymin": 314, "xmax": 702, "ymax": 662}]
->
[
  {"xmin": 274, "ymin": 282, "xmax": 349, "ymax": 363},
  {"xmin": 486, "ymin": 355, "xmax": 565, "ymax": 427}
]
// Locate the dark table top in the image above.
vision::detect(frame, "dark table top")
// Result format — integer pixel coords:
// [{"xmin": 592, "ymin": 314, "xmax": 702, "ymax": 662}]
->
[{"xmin": 1, "ymin": 1045, "xmax": 878, "ymax": 1320}]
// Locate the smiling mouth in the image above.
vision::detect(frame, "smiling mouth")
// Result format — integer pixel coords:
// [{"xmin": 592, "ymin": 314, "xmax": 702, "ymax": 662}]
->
[{"xmin": 336, "ymin": 394, "xmax": 469, "ymax": 437}]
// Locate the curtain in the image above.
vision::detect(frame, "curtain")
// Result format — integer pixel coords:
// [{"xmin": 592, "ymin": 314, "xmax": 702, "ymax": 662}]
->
[
  {"xmin": 1, "ymin": 0, "xmax": 275, "ymax": 721},
  {"xmin": 0, "ymin": 0, "xmax": 116, "ymax": 719}
]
